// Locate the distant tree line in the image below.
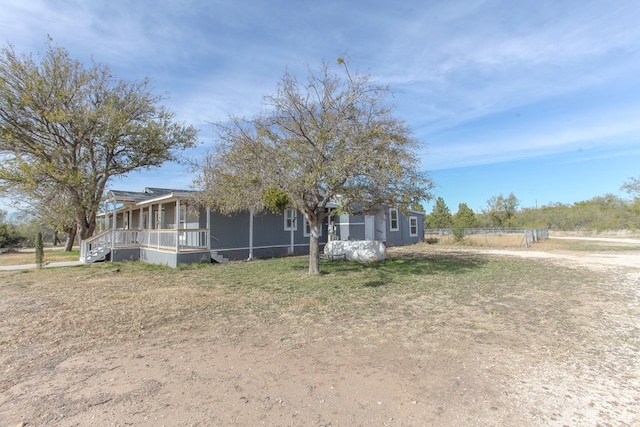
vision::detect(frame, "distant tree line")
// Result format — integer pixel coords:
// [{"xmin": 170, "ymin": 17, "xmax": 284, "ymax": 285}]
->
[
  {"xmin": 426, "ymin": 179, "xmax": 640, "ymax": 232},
  {"xmin": 0, "ymin": 209, "xmax": 62, "ymax": 249}
]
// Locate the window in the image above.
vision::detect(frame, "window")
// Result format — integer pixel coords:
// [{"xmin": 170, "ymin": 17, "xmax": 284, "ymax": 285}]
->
[
  {"xmin": 389, "ymin": 208, "xmax": 399, "ymax": 231},
  {"xmin": 284, "ymin": 209, "xmax": 297, "ymax": 231},
  {"xmin": 409, "ymin": 216, "xmax": 418, "ymax": 237},
  {"xmin": 303, "ymin": 217, "xmax": 324, "ymax": 237}
]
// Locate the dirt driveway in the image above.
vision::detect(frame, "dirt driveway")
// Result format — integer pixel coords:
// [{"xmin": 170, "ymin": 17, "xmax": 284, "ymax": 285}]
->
[{"xmin": 1, "ymin": 236, "xmax": 638, "ymax": 426}]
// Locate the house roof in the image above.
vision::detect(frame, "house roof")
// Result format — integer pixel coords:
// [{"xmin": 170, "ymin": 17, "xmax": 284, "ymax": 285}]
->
[
  {"xmin": 108, "ymin": 190, "xmax": 156, "ymax": 204},
  {"xmin": 107, "ymin": 188, "xmax": 197, "ymax": 207}
]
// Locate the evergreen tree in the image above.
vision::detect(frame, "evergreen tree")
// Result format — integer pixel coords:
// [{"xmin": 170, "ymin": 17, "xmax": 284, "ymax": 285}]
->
[
  {"xmin": 427, "ymin": 197, "xmax": 452, "ymax": 228},
  {"xmin": 453, "ymin": 203, "xmax": 478, "ymax": 228},
  {"xmin": 35, "ymin": 231, "xmax": 44, "ymax": 268}
]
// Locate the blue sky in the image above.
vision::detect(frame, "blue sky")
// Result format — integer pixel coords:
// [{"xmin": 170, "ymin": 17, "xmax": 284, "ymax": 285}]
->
[{"xmin": 1, "ymin": 0, "xmax": 639, "ymax": 214}]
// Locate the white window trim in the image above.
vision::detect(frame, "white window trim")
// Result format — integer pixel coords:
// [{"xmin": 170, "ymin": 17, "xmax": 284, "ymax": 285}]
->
[
  {"xmin": 409, "ymin": 216, "xmax": 418, "ymax": 237},
  {"xmin": 303, "ymin": 216, "xmax": 324, "ymax": 237},
  {"xmin": 389, "ymin": 208, "xmax": 399, "ymax": 231},
  {"xmin": 284, "ymin": 209, "xmax": 297, "ymax": 231}
]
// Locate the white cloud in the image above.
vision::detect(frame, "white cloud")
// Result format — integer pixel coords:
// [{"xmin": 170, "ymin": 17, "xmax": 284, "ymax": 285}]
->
[
  {"xmin": 426, "ymin": 106, "xmax": 640, "ymax": 170},
  {"xmin": 1, "ymin": 0, "xmax": 639, "ymax": 178},
  {"xmin": 378, "ymin": 0, "xmax": 640, "ymax": 131}
]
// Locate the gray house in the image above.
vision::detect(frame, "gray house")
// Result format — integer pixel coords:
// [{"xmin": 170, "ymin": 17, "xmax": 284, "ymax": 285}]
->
[{"xmin": 80, "ymin": 187, "xmax": 425, "ymax": 267}]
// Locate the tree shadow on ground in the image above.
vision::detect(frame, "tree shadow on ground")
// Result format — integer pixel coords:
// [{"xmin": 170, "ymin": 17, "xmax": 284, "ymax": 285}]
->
[{"xmin": 321, "ymin": 251, "xmax": 489, "ymax": 287}]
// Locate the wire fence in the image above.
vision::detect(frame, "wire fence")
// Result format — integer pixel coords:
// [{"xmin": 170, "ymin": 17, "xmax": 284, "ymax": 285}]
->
[{"xmin": 424, "ymin": 227, "xmax": 550, "ymax": 248}]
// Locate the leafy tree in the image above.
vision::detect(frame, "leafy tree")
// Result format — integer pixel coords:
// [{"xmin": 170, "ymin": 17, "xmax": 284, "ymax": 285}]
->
[
  {"xmin": 453, "ymin": 203, "xmax": 478, "ymax": 228},
  {"xmin": 573, "ymin": 194, "xmax": 632, "ymax": 231},
  {"xmin": 0, "ymin": 40, "xmax": 198, "ymax": 240},
  {"xmin": 195, "ymin": 59, "xmax": 432, "ymax": 274},
  {"xmin": 426, "ymin": 197, "xmax": 452, "ymax": 228},
  {"xmin": 484, "ymin": 193, "xmax": 519, "ymax": 227}
]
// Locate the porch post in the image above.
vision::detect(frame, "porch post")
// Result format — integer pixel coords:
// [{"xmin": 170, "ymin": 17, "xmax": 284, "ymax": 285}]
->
[
  {"xmin": 155, "ymin": 204, "xmax": 160, "ymax": 250},
  {"xmin": 175, "ymin": 199, "xmax": 180, "ymax": 253},
  {"xmin": 248, "ymin": 208, "xmax": 254, "ymax": 260},
  {"xmin": 111, "ymin": 194, "xmax": 116, "ymax": 253},
  {"xmin": 289, "ymin": 212, "xmax": 295, "ymax": 255},
  {"xmin": 206, "ymin": 207, "xmax": 211, "ymax": 249}
]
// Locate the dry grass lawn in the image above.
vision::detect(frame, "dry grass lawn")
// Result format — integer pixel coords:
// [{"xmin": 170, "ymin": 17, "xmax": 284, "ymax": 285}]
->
[
  {"xmin": 0, "ymin": 238, "xmax": 639, "ymax": 426},
  {"xmin": 0, "ymin": 248, "xmax": 79, "ymax": 266}
]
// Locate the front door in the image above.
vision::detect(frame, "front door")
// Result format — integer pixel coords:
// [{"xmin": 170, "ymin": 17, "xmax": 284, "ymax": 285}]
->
[{"xmin": 365, "ymin": 215, "xmax": 375, "ymax": 240}]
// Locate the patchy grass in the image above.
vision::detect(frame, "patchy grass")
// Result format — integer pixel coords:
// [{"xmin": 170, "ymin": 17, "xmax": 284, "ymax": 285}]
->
[
  {"xmin": 0, "ymin": 249, "xmax": 80, "ymax": 266},
  {"xmin": 2, "ymin": 240, "xmax": 639, "ymax": 426},
  {"xmin": 1, "ymin": 245, "xmax": 615, "ymax": 395}
]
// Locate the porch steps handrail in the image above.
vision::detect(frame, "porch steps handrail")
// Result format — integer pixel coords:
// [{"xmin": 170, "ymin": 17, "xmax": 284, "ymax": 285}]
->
[
  {"xmin": 83, "ymin": 229, "xmax": 111, "ymax": 244},
  {"xmin": 80, "ymin": 230, "xmax": 113, "ymax": 264}
]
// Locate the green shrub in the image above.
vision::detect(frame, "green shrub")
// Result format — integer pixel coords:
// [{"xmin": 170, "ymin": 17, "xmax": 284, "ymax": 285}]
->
[
  {"xmin": 452, "ymin": 225, "xmax": 465, "ymax": 242},
  {"xmin": 0, "ymin": 223, "xmax": 23, "ymax": 248}
]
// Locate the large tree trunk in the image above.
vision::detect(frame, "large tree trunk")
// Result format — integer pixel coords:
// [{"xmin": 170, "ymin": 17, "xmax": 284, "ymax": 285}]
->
[
  {"xmin": 308, "ymin": 221, "xmax": 321, "ymax": 275},
  {"xmin": 76, "ymin": 210, "xmax": 97, "ymax": 241},
  {"xmin": 64, "ymin": 226, "xmax": 76, "ymax": 252}
]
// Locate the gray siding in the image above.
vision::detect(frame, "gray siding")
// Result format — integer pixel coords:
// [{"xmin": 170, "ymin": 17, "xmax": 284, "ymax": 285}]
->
[
  {"xmin": 332, "ymin": 209, "xmax": 424, "ymax": 247},
  {"xmin": 102, "ymin": 202, "xmax": 422, "ymax": 267},
  {"xmin": 385, "ymin": 211, "xmax": 424, "ymax": 247},
  {"xmin": 340, "ymin": 213, "xmax": 366, "ymax": 241},
  {"xmin": 209, "ymin": 209, "xmax": 329, "ymax": 261}
]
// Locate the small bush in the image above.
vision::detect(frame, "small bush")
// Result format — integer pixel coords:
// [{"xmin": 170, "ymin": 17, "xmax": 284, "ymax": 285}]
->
[{"xmin": 452, "ymin": 225, "xmax": 465, "ymax": 242}]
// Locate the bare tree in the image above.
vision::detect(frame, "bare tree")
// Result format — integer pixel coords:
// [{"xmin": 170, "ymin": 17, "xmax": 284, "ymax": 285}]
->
[{"xmin": 195, "ymin": 59, "xmax": 432, "ymax": 274}]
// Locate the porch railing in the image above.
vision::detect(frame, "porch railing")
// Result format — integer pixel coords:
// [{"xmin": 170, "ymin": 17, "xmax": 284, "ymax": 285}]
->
[
  {"xmin": 135, "ymin": 228, "xmax": 209, "ymax": 251},
  {"xmin": 82, "ymin": 228, "xmax": 209, "ymax": 259},
  {"xmin": 80, "ymin": 230, "xmax": 112, "ymax": 261}
]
